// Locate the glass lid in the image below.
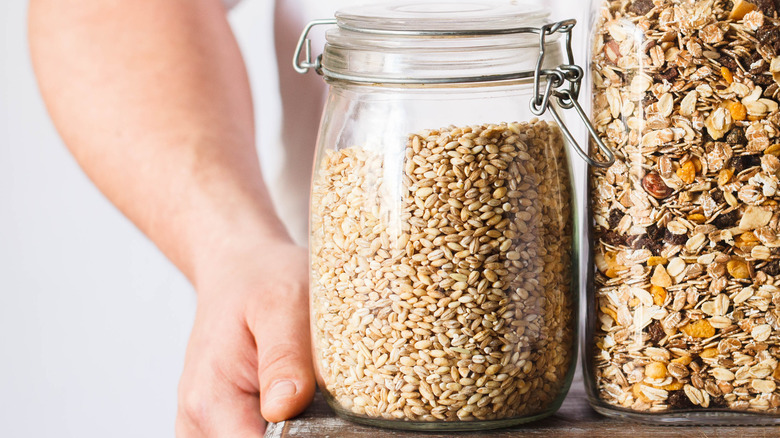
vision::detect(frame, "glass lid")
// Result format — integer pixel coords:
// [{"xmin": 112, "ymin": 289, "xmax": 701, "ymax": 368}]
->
[{"xmin": 334, "ymin": 1, "xmax": 550, "ymax": 33}]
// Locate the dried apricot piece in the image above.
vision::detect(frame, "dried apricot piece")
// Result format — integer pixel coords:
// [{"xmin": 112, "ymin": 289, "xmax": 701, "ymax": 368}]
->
[
  {"xmin": 687, "ymin": 213, "xmax": 706, "ymax": 224},
  {"xmin": 727, "ymin": 259, "xmax": 750, "ymax": 279},
  {"xmin": 676, "ymin": 161, "xmax": 696, "ymax": 184},
  {"xmin": 725, "ymin": 100, "xmax": 746, "ymax": 121},
  {"xmin": 681, "ymin": 320, "xmax": 716, "ymax": 338},
  {"xmin": 729, "ymin": 0, "xmax": 757, "ymax": 20},
  {"xmin": 647, "ymin": 256, "xmax": 668, "ymax": 266},
  {"xmin": 646, "ymin": 362, "xmax": 668, "ymax": 379},
  {"xmin": 664, "ymin": 381, "xmax": 684, "ymax": 391},
  {"xmin": 721, "ymin": 67, "xmax": 734, "ymax": 84},
  {"xmin": 651, "ymin": 285, "xmax": 667, "ymax": 306},
  {"xmin": 717, "ymin": 168, "xmax": 733, "ymax": 186},
  {"xmin": 700, "ymin": 347, "xmax": 718, "ymax": 358}
]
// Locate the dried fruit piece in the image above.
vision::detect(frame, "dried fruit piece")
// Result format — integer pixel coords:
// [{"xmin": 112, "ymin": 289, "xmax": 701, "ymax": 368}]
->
[
  {"xmin": 717, "ymin": 169, "xmax": 734, "ymax": 185},
  {"xmin": 646, "ymin": 320, "xmax": 666, "ymax": 343},
  {"xmin": 687, "ymin": 213, "xmax": 706, "ymax": 223},
  {"xmin": 727, "ymin": 259, "xmax": 750, "ymax": 279},
  {"xmin": 668, "ymin": 389, "xmax": 695, "ymax": 409},
  {"xmin": 664, "ymin": 381, "xmax": 684, "ymax": 391},
  {"xmin": 730, "ymin": 0, "xmax": 758, "ymax": 20},
  {"xmin": 672, "ymin": 355, "xmax": 693, "ymax": 366},
  {"xmin": 651, "ymin": 265, "xmax": 673, "ymax": 287},
  {"xmin": 647, "ymin": 256, "xmax": 668, "ymax": 266},
  {"xmin": 700, "ymin": 347, "xmax": 718, "ymax": 358},
  {"xmin": 629, "ymin": 0, "xmax": 654, "ymax": 15},
  {"xmin": 642, "ymin": 172, "xmax": 673, "ymax": 199},
  {"xmin": 725, "ymin": 100, "xmax": 747, "ymax": 121},
  {"xmin": 646, "ymin": 362, "xmax": 668, "ymax": 379},
  {"xmin": 676, "ymin": 161, "xmax": 696, "ymax": 184},
  {"xmin": 681, "ymin": 320, "xmax": 716, "ymax": 338},
  {"xmin": 651, "ymin": 285, "xmax": 667, "ymax": 306},
  {"xmin": 722, "ymin": 67, "xmax": 734, "ymax": 84}
]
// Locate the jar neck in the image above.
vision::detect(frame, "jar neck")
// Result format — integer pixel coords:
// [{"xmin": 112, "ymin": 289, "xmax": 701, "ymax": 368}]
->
[{"xmin": 321, "ymin": 36, "xmax": 564, "ymax": 84}]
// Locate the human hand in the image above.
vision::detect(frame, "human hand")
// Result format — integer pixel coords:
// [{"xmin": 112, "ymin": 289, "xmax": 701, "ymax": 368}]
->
[{"xmin": 175, "ymin": 242, "xmax": 315, "ymax": 437}]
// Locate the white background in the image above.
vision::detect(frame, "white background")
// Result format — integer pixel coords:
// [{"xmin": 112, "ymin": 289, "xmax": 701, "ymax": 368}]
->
[{"xmin": 0, "ymin": 0, "xmax": 585, "ymax": 436}]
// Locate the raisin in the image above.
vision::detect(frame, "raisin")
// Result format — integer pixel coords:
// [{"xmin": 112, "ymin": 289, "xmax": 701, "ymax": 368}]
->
[
  {"xmin": 668, "ymin": 390, "xmax": 696, "ymax": 409},
  {"xmin": 762, "ymin": 261, "xmax": 780, "ymax": 276},
  {"xmin": 601, "ymin": 231, "xmax": 627, "ymax": 247},
  {"xmin": 754, "ymin": 73, "xmax": 774, "ymax": 86},
  {"xmin": 645, "ymin": 320, "xmax": 665, "ymax": 344},
  {"xmin": 646, "ymin": 223, "xmax": 664, "ymax": 241},
  {"xmin": 629, "ymin": 0, "xmax": 655, "ymax": 15},
  {"xmin": 719, "ymin": 53, "xmax": 738, "ymax": 71},
  {"xmin": 712, "ymin": 208, "xmax": 739, "ymax": 228},
  {"xmin": 608, "ymin": 210, "xmax": 623, "ymax": 229},
  {"xmin": 757, "ymin": 25, "xmax": 780, "ymax": 54},
  {"xmin": 725, "ymin": 127, "xmax": 747, "ymax": 145},
  {"xmin": 663, "ymin": 228, "xmax": 688, "ymax": 245},
  {"xmin": 641, "ymin": 92, "xmax": 658, "ymax": 108},
  {"xmin": 741, "ymin": 51, "xmax": 766, "ymax": 74},
  {"xmin": 627, "ymin": 234, "xmax": 649, "ymax": 249},
  {"xmin": 711, "ymin": 189, "xmax": 725, "ymax": 204},
  {"xmin": 753, "ymin": 0, "xmax": 779, "ymax": 17},
  {"xmin": 653, "ymin": 68, "xmax": 679, "ymax": 82},
  {"xmin": 709, "ymin": 396, "xmax": 727, "ymax": 409},
  {"xmin": 733, "ymin": 154, "xmax": 761, "ymax": 174}
]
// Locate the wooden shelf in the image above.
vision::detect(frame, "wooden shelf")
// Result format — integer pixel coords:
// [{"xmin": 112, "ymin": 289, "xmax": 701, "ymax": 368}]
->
[{"xmin": 265, "ymin": 380, "xmax": 779, "ymax": 437}]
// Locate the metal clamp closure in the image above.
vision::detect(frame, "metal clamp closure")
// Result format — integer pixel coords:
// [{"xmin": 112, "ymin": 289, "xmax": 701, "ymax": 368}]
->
[
  {"xmin": 293, "ymin": 19, "xmax": 336, "ymax": 74},
  {"xmin": 530, "ymin": 21, "xmax": 614, "ymax": 168},
  {"xmin": 292, "ymin": 17, "xmax": 615, "ymax": 168}
]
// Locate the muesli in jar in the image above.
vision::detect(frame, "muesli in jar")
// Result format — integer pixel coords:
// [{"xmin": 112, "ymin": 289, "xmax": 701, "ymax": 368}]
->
[{"xmin": 590, "ymin": 0, "xmax": 780, "ymax": 413}]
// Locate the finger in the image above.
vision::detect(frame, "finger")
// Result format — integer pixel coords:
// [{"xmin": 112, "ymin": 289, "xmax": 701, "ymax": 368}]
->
[
  {"xmin": 176, "ymin": 389, "xmax": 265, "ymax": 438},
  {"xmin": 250, "ymin": 279, "xmax": 316, "ymax": 423},
  {"xmin": 176, "ymin": 319, "xmax": 266, "ymax": 438}
]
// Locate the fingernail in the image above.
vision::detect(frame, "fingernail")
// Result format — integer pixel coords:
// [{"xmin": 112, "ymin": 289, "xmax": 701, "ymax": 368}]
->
[{"xmin": 267, "ymin": 380, "xmax": 297, "ymax": 405}]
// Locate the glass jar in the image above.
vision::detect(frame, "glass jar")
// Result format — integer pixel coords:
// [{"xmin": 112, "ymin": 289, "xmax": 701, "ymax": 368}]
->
[
  {"xmin": 586, "ymin": 0, "xmax": 780, "ymax": 424},
  {"xmin": 295, "ymin": 1, "xmax": 605, "ymax": 431}
]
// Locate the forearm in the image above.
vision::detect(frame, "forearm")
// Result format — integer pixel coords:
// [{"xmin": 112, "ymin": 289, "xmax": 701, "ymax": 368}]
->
[{"xmin": 29, "ymin": 0, "xmax": 287, "ymax": 284}]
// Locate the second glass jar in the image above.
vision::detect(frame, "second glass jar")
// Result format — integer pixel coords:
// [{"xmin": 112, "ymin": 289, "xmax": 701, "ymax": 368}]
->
[{"xmin": 586, "ymin": 0, "xmax": 780, "ymax": 423}]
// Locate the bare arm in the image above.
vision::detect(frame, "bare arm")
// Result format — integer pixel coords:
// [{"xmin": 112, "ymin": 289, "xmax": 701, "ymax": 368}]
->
[{"xmin": 29, "ymin": 0, "xmax": 314, "ymax": 435}]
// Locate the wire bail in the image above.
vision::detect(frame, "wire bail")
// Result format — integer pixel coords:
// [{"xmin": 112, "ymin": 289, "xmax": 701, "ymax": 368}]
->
[
  {"xmin": 293, "ymin": 17, "xmax": 615, "ymax": 168},
  {"xmin": 529, "ymin": 20, "xmax": 614, "ymax": 168}
]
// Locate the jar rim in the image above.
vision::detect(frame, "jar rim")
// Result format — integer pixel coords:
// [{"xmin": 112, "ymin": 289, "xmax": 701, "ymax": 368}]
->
[
  {"xmin": 333, "ymin": 0, "xmax": 549, "ymax": 34},
  {"xmin": 321, "ymin": 1, "xmax": 561, "ymax": 84}
]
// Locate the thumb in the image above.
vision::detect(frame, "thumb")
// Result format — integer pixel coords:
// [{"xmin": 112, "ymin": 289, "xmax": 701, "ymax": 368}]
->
[{"xmin": 251, "ymin": 281, "xmax": 316, "ymax": 423}]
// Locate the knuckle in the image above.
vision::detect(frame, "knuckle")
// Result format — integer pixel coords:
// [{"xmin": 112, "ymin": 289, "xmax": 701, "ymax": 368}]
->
[{"xmin": 176, "ymin": 381, "xmax": 210, "ymax": 432}]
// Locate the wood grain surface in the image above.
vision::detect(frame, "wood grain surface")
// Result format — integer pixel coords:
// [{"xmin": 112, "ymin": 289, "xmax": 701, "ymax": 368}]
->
[{"xmin": 265, "ymin": 380, "xmax": 780, "ymax": 437}]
